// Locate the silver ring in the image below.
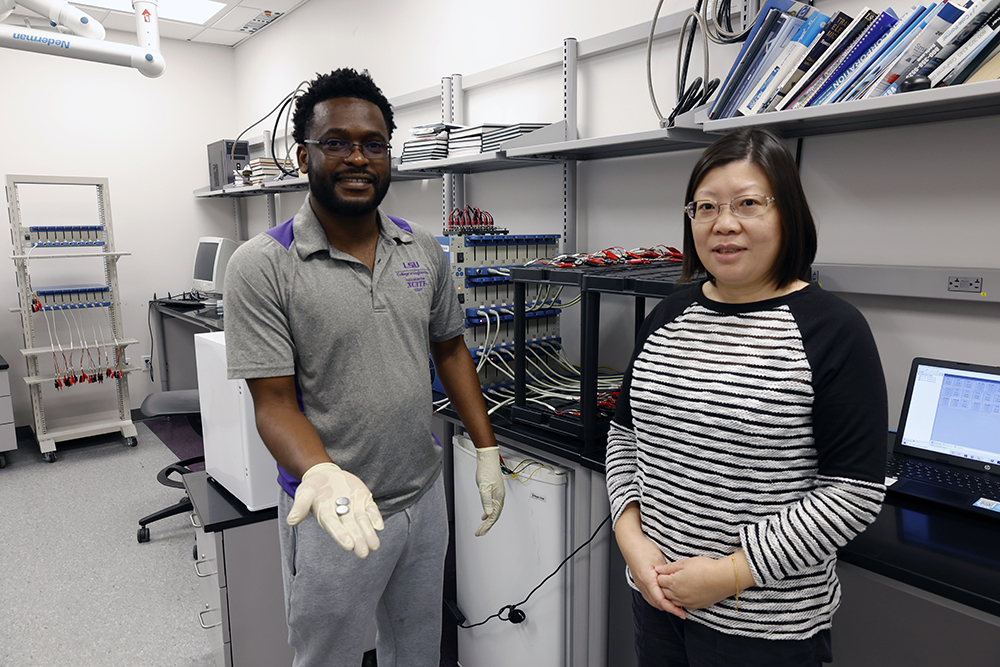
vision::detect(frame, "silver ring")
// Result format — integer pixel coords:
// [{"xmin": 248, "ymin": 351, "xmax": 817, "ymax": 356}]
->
[
  {"xmin": 336, "ymin": 505, "xmax": 350, "ymax": 516},
  {"xmin": 336, "ymin": 497, "xmax": 350, "ymax": 506}
]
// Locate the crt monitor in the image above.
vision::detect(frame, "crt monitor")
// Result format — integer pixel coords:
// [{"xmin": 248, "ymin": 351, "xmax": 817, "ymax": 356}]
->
[{"xmin": 192, "ymin": 237, "xmax": 238, "ymax": 296}]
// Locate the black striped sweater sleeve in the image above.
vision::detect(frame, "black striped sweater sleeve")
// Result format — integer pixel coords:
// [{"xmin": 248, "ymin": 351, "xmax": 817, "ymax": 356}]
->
[{"xmin": 742, "ymin": 288, "xmax": 887, "ymax": 588}]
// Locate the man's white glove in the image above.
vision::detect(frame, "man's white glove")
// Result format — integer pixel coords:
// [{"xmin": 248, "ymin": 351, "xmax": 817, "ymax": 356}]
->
[
  {"xmin": 286, "ymin": 462, "xmax": 385, "ymax": 559},
  {"xmin": 475, "ymin": 446, "xmax": 505, "ymax": 536}
]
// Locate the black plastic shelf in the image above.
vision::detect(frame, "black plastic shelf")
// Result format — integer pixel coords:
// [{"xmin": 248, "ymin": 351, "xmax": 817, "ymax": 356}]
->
[{"xmin": 510, "ymin": 262, "xmax": 685, "ymax": 455}]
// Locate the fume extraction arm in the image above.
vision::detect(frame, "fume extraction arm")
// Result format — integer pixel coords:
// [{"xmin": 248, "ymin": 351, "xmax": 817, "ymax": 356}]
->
[{"xmin": 0, "ymin": 0, "xmax": 165, "ymax": 77}]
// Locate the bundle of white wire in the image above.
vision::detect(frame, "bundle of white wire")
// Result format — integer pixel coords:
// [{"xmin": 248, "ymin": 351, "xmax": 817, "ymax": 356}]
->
[{"xmin": 433, "ymin": 283, "xmax": 618, "ymax": 417}]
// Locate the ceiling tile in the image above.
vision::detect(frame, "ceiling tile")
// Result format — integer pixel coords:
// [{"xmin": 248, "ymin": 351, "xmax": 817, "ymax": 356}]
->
[
  {"xmin": 209, "ymin": 6, "xmax": 260, "ymax": 32},
  {"xmin": 190, "ymin": 26, "xmax": 247, "ymax": 46},
  {"xmin": 157, "ymin": 19, "xmax": 205, "ymax": 41},
  {"xmin": 99, "ymin": 10, "xmax": 137, "ymax": 32},
  {"xmin": 236, "ymin": 0, "xmax": 304, "ymax": 13}
]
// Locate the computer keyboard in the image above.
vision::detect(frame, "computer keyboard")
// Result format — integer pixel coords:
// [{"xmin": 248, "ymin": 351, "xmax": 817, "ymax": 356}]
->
[
  {"xmin": 888, "ymin": 457, "xmax": 1000, "ymax": 498},
  {"xmin": 157, "ymin": 297, "xmax": 205, "ymax": 309}
]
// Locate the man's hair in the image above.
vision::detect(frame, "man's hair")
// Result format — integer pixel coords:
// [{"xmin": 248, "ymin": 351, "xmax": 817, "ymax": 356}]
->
[
  {"xmin": 679, "ymin": 127, "xmax": 817, "ymax": 289},
  {"xmin": 292, "ymin": 68, "xmax": 396, "ymax": 144}
]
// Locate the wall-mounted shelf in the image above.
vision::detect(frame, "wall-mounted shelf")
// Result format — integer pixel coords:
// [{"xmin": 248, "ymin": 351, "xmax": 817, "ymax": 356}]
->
[
  {"xmin": 813, "ymin": 264, "xmax": 1000, "ymax": 303},
  {"xmin": 194, "ymin": 166, "xmax": 437, "ymax": 199},
  {"xmin": 396, "ymin": 118, "xmax": 713, "ymax": 171},
  {"xmin": 702, "ymin": 78, "xmax": 1000, "ymax": 138},
  {"xmin": 397, "ymin": 149, "xmax": 563, "ymax": 174},
  {"xmin": 505, "ymin": 126, "xmax": 711, "ymax": 161},
  {"xmin": 194, "ymin": 183, "xmax": 279, "ymax": 198}
]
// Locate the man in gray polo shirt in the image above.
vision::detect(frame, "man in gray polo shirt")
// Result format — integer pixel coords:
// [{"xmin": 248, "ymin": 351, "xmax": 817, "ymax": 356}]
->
[{"xmin": 224, "ymin": 68, "xmax": 504, "ymax": 667}]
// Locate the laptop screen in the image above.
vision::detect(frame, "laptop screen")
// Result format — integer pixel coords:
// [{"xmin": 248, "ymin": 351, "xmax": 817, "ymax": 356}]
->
[{"xmin": 896, "ymin": 358, "xmax": 1000, "ymax": 470}]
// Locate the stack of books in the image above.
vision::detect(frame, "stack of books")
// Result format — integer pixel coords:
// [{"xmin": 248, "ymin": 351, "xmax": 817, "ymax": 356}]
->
[
  {"xmin": 248, "ymin": 157, "xmax": 296, "ymax": 184},
  {"xmin": 482, "ymin": 123, "xmax": 549, "ymax": 152},
  {"xmin": 400, "ymin": 123, "xmax": 458, "ymax": 163},
  {"xmin": 447, "ymin": 124, "xmax": 507, "ymax": 157},
  {"xmin": 709, "ymin": 0, "xmax": 1000, "ymax": 120}
]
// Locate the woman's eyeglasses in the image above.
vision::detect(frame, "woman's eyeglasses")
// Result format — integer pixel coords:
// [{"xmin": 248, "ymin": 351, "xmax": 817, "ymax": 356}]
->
[{"xmin": 684, "ymin": 195, "xmax": 775, "ymax": 223}]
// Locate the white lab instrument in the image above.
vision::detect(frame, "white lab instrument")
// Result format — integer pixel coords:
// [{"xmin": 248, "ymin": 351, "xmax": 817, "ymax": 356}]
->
[
  {"xmin": 195, "ymin": 331, "xmax": 280, "ymax": 511},
  {"xmin": 0, "ymin": 0, "xmax": 165, "ymax": 77},
  {"xmin": 453, "ymin": 435, "xmax": 570, "ymax": 667}
]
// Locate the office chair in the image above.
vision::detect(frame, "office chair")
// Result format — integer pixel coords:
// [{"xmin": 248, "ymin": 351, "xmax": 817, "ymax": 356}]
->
[{"xmin": 137, "ymin": 390, "xmax": 204, "ymax": 548}]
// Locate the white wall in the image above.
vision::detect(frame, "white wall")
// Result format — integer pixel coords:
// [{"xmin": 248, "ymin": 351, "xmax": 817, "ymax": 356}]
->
[
  {"xmin": 5, "ymin": 0, "xmax": 999, "ymax": 430},
  {"xmin": 226, "ymin": 0, "xmax": 1000, "ymax": 426},
  {"xmin": 0, "ymin": 29, "xmax": 237, "ymax": 427}
]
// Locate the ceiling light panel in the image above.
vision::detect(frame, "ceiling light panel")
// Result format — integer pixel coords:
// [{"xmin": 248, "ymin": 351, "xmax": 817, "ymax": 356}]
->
[{"xmin": 72, "ymin": 0, "xmax": 226, "ymax": 25}]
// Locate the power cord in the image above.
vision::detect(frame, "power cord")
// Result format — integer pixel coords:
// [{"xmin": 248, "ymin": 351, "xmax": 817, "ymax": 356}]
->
[
  {"xmin": 457, "ymin": 513, "xmax": 611, "ymax": 629},
  {"xmin": 229, "ymin": 81, "xmax": 310, "ymax": 184},
  {"xmin": 648, "ymin": 0, "xmax": 721, "ymax": 127}
]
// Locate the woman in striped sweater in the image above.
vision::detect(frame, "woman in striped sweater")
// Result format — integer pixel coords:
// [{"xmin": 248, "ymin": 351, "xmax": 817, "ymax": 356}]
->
[{"xmin": 606, "ymin": 127, "xmax": 887, "ymax": 667}]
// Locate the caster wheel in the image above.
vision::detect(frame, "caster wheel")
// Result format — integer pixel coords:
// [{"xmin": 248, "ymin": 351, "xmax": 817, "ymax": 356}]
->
[
  {"xmin": 43, "ymin": 452, "xmax": 57, "ymax": 463},
  {"xmin": 124, "ymin": 436, "xmax": 138, "ymax": 447},
  {"xmin": 137, "ymin": 526, "xmax": 150, "ymax": 543},
  {"xmin": 0, "ymin": 454, "xmax": 6, "ymax": 469}
]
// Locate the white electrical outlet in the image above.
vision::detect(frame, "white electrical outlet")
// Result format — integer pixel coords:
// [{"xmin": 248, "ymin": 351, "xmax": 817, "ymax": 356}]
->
[{"xmin": 142, "ymin": 355, "xmax": 152, "ymax": 372}]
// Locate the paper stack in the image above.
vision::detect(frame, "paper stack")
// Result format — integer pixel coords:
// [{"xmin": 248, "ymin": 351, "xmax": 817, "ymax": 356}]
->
[
  {"xmin": 400, "ymin": 123, "xmax": 458, "ymax": 163},
  {"xmin": 248, "ymin": 157, "xmax": 296, "ymax": 184},
  {"xmin": 482, "ymin": 123, "xmax": 549, "ymax": 151},
  {"xmin": 447, "ymin": 124, "xmax": 506, "ymax": 157}
]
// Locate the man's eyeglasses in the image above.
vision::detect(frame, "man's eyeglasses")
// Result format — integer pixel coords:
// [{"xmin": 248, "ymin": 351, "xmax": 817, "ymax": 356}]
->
[
  {"xmin": 303, "ymin": 139, "xmax": 391, "ymax": 159},
  {"xmin": 684, "ymin": 195, "xmax": 775, "ymax": 223}
]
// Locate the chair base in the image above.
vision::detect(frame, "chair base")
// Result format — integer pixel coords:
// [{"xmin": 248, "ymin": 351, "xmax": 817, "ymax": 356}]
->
[{"xmin": 137, "ymin": 455, "xmax": 205, "ymax": 543}]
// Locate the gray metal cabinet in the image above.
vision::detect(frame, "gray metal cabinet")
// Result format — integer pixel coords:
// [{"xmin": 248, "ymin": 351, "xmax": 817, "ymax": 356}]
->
[{"xmin": 189, "ymin": 484, "xmax": 293, "ymax": 667}]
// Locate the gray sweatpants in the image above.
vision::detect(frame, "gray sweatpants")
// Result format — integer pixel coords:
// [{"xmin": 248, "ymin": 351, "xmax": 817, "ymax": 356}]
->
[{"xmin": 276, "ymin": 473, "xmax": 448, "ymax": 667}]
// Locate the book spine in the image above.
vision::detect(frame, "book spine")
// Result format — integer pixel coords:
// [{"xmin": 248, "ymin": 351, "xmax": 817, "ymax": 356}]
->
[
  {"xmin": 762, "ymin": 12, "xmax": 851, "ymax": 113},
  {"xmin": 958, "ymin": 33, "xmax": 1000, "ymax": 81},
  {"xmin": 882, "ymin": 3, "xmax": 955, "ymax": 90},
  {"xmin": 724, "ymin": 14, "xmax": 801, "ymax": 118},
  {"xmin": 739, "ymin": 44, "xmax": 805, "ymax": 115},
  {"xmin": 787, "ymin": 9, "xmax": 880, "ymax": 110},
  {"xmin": 818, "ymin": 25, "xmax": 899, "ymax": 104},
  {"xmin": 857, "ymin": 5, "xmax": 936, "ymax": 98},
  {"xmin": 777, "ymin": 10, "xmax": 864, "ymax": 110},
  {"xmin": 911, "ymin": 0, "xmax": 980, "ymax": 75},
  {"xmin": 833, "ymin": 5, "xmax": 927, "ymax": 102},
  {"xmin": 806, "ymin": 12, "xmax": 898, "ymax": 106},
  {"xmin": 709, "ymin": 0, "xmax": 817, "ymax": 118},
  {"xmin": 709, "ymin": 6, "xmax": 782, "ymax": 118},
  {"xmin": 767, "ymin": 11, "xmax": 854, "ymax": 111},
  {"xmin": 740, "ymin": 12, "xmax": 830, "ymax": 115},
  {"xmin": 930, "ymin": 5, "xmax": 1000, "ymax": 83},
  {"xmin": 715, "ymin": 9, "xmax": 786, "ymax": 118}
]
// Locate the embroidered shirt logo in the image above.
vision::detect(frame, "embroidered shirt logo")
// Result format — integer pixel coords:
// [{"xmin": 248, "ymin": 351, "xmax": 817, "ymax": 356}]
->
[{"xmin": 396, "ymin": 263, "xmax": 430, "ymax": 293}]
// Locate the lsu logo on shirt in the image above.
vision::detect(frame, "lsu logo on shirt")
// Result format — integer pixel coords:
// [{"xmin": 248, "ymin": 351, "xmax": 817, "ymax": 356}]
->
[{"xmin": 397, "ymin": 261, "xmax": 429, "ymax": 292}]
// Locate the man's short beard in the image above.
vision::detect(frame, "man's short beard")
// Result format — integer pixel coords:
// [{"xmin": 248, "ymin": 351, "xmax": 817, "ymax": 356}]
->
[{"xmin": 307, "ymin": 163, "xmax": 391, "ymax": 218}]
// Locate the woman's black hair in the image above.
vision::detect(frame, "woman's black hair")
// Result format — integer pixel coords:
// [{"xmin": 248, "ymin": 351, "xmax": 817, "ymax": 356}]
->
[
  {"xmin": 292, "ymin": 68, "xmax": 396, "ymax": 144},
  {"xmin": 678, "ymin": 127, "xmax": 817, "ymax": 288}
]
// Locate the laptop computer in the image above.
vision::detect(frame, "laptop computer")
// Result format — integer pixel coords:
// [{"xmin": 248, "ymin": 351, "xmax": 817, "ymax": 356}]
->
[{"xmin": 886, "ymin": 357, "xmax": 1000, "ymax": 521}]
